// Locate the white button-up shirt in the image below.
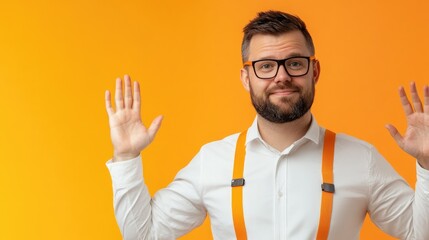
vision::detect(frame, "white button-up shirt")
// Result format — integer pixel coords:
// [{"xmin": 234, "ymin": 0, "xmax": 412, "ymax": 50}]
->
[{"xmin": 106, "ymin": 118, "xmax": 429, "ymax": 240}]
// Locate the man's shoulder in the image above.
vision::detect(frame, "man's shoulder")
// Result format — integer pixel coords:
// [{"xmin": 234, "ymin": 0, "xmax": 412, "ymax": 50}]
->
[
  {"xmin": 199, "ymin": 132, "xmax": 241, "ymax": 154},
  {"xmin": 334, "ymin": 131, "xmax": 375, "ymax": 153}
]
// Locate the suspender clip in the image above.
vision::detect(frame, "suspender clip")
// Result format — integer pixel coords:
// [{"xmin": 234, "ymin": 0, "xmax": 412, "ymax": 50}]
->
[
  {"xmin": 231, "ymin": 178, "xmax": 245, "ymax": 187},
  {"xmin": 321, "ymin": 183, "xmax": 335, "ymax": 193}
]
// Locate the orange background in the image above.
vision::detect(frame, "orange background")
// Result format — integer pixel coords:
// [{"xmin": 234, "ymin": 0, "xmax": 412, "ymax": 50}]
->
[{"xmin": 1, "ymin": 0, "xmax": 428, "ymax": 239}]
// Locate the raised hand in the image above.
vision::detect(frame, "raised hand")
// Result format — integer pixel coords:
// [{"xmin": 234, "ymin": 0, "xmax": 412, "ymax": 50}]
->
[
  {"xmin": 105, "ymin": 75, "xmax": 163, "ymax": 161},
  {"xmin": 386, "ymin": 82, "xmax": 429, "ymax": 169}
]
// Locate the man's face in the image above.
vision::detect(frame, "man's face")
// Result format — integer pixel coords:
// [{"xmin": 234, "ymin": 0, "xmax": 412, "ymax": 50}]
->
[{"xmin": 240, "ymin": 31, "xmax": 320, "ymax": 123}]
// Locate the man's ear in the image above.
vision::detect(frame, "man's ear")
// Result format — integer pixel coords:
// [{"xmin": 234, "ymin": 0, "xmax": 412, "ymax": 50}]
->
[
  {"xmin": 313, "ymin": 60, "xmax": 321, "ymax": 84},
  {"xmin": 240, "ymin": 68, "xmax": 250, "ymax": 92}
]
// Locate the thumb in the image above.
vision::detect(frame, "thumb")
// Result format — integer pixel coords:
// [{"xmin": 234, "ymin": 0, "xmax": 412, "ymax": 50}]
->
[
  {"xmin": 148, "ymin": 115, "xmax": 164, "ymax": 139},
  {"xmin": 385, "ymin": 124, "xmax": 404, "ymax": 149}
]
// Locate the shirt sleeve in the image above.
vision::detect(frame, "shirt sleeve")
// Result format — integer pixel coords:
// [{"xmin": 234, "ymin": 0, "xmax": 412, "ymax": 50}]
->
[
  {"xmin": 106, "ymin": 153, "xmax": 207, "ymax": 240},
  {"xmin": 413, "ymin": 162, "xmax": 429, "ymax": 239},
  {"xmin": 367, "ymin": 147, "xmax": 429, "ymax": 240}
]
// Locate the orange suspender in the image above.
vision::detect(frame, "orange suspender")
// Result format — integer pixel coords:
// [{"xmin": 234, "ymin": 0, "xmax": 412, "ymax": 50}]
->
[
  {"xmin": 231, "ymin": 129, "xmax": 336, "ymax": 240},
  {"xmin": 316, "ymin": 129, "xmax": 336, "ymax": 240},
  {"xmin": 231, "ymin": 130, "xmax": 248, "ymax": 239}
]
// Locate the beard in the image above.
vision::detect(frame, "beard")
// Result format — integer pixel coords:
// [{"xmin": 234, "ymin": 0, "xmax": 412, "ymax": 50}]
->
[{"xmin": 249, "ymin": 81, "xmax": 315, "ymax": 123}]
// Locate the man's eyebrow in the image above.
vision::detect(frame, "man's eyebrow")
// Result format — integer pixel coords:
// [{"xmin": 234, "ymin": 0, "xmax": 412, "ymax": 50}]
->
[
  {"xmin": 254, "ymin": 53, "xmax": 307, "ymax": 60},
  {"xmin": 286, "ymin": 52, "xmax": 307, "ymax": 57}
]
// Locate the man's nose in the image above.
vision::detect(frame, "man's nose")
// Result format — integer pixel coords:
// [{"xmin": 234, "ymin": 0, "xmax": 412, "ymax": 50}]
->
[{"xmin": 274, "ymin": 64, "xmax": 292, "ymax": 83}]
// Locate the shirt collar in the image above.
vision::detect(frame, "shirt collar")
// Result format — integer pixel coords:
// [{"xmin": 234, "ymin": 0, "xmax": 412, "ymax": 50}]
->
[{"xmin": 246, "ymin": 115, "xmax": 321, "ymax": 146}]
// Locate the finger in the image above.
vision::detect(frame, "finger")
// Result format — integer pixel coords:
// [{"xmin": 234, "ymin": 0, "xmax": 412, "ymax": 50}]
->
[
  {"xmin": 148, "ymin": 115, "xmax": 164, "ymax": 139},
  {"xmin": 385, "ymin": 124, "xmax": 404, "ymax": 149},
  {"xmin": 133, "ymin": 81, "xmax": 141, "ymax": 112},
  {"xmin": 124, "ymin": 75, "xmax": 133, "ymax": 108},
  {"xmin": 398, "ymin": 86, "xmax": 413, "ymax": 116},
  {"xmin": 105, "ymin": 90, "xmax": 115, "ymax": 116},
  {"xmin": 424, "ymin": 85, "xmax": 429, "ymax": 113},
  {"xmin": 410, "ymin": 82, "xmax": 423, "ymax": 112},
  {"xmin": 115, "ymin": 77, "xmax": 124, "ymax": 110}
]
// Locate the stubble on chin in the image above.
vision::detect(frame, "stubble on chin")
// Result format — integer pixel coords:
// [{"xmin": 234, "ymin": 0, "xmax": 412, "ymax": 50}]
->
[{"xmin": 249, "ymin": 83, "xmax": 314, "ymax": 123}]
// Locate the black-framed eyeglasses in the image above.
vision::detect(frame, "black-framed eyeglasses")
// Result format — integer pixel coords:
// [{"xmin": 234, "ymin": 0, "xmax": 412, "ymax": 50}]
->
[{"xmin": 243, "ymin": 56, "xmax": 316, "ymax": 79}]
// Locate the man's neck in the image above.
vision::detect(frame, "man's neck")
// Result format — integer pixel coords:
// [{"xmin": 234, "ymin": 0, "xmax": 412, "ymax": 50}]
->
[{"xmin": 257, "ymin": 112, "xmax": 312, "ymax": 152}]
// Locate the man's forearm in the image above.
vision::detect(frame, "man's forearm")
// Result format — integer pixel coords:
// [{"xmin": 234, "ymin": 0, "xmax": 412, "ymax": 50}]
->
[
  {"xmin": 413, "ymin": 162, "xmax": 429, "ymax": 239},
  {"xmin": 107, "ymin": 156, "xmax": 153, "ymax": 239}
]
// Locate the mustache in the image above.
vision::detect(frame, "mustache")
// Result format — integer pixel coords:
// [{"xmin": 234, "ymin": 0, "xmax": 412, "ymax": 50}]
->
[{"xmin": 267, "ymin": 83, "xmax": 301, "ymax": 94}]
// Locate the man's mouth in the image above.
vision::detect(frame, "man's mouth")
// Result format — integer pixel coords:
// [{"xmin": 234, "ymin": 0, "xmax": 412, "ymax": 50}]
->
[{"xmin": 269, "ymin": 89, "xmax": 298, "ymax": 96}]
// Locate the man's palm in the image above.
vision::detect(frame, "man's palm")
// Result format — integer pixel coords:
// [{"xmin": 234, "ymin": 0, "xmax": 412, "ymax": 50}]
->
[
  {"xmin": 105, "ymin": 75, "xmax": 163, "ymax": 161},
  {"xmin": 386, "ymin": 83, "xmax": 429, "ymax": 169}
]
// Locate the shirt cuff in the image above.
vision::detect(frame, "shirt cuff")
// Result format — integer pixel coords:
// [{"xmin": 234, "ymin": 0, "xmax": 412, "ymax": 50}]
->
[
  {"xmin": 106, "ymin": 155, "xmax": 143, "ymax": 189},
  {"xmin": 417, "ymin": 161, "xmax": 429, "ymax": 180},
  {"xmin": 417, "ymin": 161, "xmax": 429, "ymax": 194}
]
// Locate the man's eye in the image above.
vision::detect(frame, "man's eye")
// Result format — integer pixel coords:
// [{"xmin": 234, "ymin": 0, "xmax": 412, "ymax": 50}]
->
[
  {"xmin": 257, "ymin": 62, "xmax": 276, "ymax": 71},
  {"xmin": 261, "ymin": 64, "xmax": 274, "ymax": 69},
  {"xmin": 289, "ymin": 61, "xmax": 302, "ymax": 67}
]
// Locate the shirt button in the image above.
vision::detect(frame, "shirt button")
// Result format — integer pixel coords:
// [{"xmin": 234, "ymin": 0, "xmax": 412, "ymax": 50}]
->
[{"xmin": 278, "ymin": 191, "xmax": 284, "ymax": 197}]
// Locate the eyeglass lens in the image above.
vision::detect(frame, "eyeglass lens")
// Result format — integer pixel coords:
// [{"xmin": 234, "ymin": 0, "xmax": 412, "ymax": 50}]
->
[{"xmin": 253, "ymin": 57, "xmax": 310, "ymax": 78}]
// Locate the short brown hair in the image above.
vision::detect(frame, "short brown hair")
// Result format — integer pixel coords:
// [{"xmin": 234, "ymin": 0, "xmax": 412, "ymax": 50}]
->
[{"xmin": 241, "ymin": 10, "xmax": 315, "ymax": 62}]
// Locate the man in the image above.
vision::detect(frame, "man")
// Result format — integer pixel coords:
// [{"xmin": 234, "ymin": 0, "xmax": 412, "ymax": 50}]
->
[{"xmin": 105, "ymin": 11, "xmax": 429, "ymax": 239}]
